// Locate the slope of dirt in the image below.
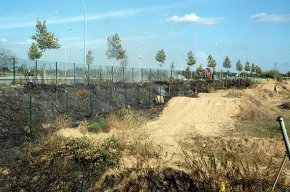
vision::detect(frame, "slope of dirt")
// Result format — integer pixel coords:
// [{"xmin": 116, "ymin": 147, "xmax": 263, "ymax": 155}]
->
[{"xmin": 145, "ymin": 91, "xmax": 242, "ymax": 163}]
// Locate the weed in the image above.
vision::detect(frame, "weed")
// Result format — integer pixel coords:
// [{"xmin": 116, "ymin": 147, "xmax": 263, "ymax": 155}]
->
[
  {"xmin": 107, "ymin": 108, "xmax": 144, "ymax": 130},
  {"xmin": 0, "ymin": 135, "xmax": 124, "ymax": 191},
  {"xmin": 87, "ymin": 116, "xmax": 110, "ymax": 133}
]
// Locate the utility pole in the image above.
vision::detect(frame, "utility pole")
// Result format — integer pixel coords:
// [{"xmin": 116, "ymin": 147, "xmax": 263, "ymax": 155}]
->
[
  {"xmin": 285, "ymin": 63, "xmax": 288, "ymax": 77},
  {"xmin": 275, "ymin": 62, "xmax": 277, "ymax": 80}
]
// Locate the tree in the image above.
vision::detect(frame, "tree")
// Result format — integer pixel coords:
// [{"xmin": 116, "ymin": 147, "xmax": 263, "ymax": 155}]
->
[
  {"xmin": 251, "ymin": 63, "xmax": 255, "ymax": 73},
  {"xmin": 29, "ymin": 19, "xmax": 60, "ymax": 83},
  {"xmin": 170, "ymin": 61, "xmax": 175, "ymax": 71},
  {"xmin": 28, "ymin": 43, "xmax": 42, "ymax": 61},
  {"xmin": 86, "ymin": 50, "xmax": 94, "ymax": 65},
  {"xmin": 120, "ymin": 57, "xmax": 128, "ymax": 67},
  {"xmin": 223, "ymin": 56, "xmax": 231, "ymax": 77},
  {"xmin": 106, "ymin": 33, "xmax": 126, "ymax": 62},
  {"xmin": 207, "ymin": 54, "xmax": 217, "ymax": 71},
  {"xmin": 155, "ymin": 49, "xmax": 166, "ymax": 67},
  {"xmin": 0, "ymin": 48, "xmax": 15, "ymax": 68},
  {"xmin": 255, "ymin": 65, "xmax": 262, "ymax": 74},
  {"xmin": 186, "ymin": 51, "xmax": 196, "ymax": 68},
  {"xmin": 28, "ymin": 19, "xmax": 61, "ymax": 59},
  {"xmin": 236, "ymin": 59, "xmax": 243, "ymax": 72},
  {"xmin": 223, "ymin": 56, "xmax": 231, "ymax": 69},
  {"xmin": 244, "ymin": 61, "xmax": 251, "ymax": 72}
]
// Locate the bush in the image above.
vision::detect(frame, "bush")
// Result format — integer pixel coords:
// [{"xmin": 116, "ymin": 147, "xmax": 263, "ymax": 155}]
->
[
  {"xmin": 87, "ymin": 116, "xmax": 110, "ymax": 133},
  {"xmin": 263, "ymin": 70, "xmax": 283, "ymax": 81}
]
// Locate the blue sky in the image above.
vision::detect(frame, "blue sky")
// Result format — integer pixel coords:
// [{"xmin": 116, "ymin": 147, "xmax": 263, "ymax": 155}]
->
[{"xmin": 0, "ymin": 0, "xmax": 290, "ymax": 71}]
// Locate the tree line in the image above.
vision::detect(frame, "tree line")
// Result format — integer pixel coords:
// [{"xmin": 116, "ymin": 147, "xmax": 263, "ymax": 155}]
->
[{"xmin": 0, "ymin": 19, "xmax": 269, "ymax": 77}]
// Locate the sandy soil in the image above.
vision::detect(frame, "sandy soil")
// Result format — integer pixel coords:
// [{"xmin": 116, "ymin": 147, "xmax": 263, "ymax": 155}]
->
[
  {"xmin": 57, "ymin": 80, "xmax": 288, "ymax": 165},
  {"xmin": 145, "ymin": 91, "xmax": 243, "ymax": 162}
]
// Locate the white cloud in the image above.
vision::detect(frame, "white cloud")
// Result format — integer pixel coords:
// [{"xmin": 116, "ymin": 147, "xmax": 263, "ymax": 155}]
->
[
  {"xmin": 0, "ymin": 38, "xmax": 8, "ymax": 44},
  {"xmin": 251, "ymin": 13, "xmax": 290, "ymax": 23},
  {"xmin": 166, "ymin": 13, "xmax": 223, "ymax": 25},
  {"xmin": 15, "ymin": 39, "xmax": 33, "ymax": 45},
  {"xmin": 0, "ymin": 5, "xmax": 175, "ymax": 30}
]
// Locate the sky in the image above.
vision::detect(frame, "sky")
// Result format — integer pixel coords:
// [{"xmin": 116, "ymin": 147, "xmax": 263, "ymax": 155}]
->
[{"xmin": 0, "ymin": 0, "xmax": 290, "ymax": 71}]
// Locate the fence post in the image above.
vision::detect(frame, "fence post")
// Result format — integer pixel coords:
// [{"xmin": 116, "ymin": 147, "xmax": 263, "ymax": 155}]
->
[
  {"xmin": 122, "ymin": 67, "xmax": 125, "ymax": 83},
  {"xmin": 125, "ymin": 84, "xmax": 128, "ymax": 108},
  {"xmin": 65, "ymin": 91, "xmax": 68, "ymax": 112},
  {"xmin": 131, "ymin": 68, "xmax": 134, "ymax": 83},
  {"xmin": 141, "ymin": 68, "xmax": 143, "ymax": 82},
  {"xmin": 111, "ymin": 66, "xmax": 114, "ymax": 82},
  {"xmin": 35, "ymin": 60, "xmax": 38, "ymax": 81},
  {"xmin": 29, "ymin": 95, "xmax": 32, "ymax": 141},
  {"xmin": 87, "ymin": 63, "xmax": 90, "ymax": 85},
  {"xmin": 149, "ymin": 68, "xmax": 152, "ymax": 81},
  {"xmin": 148, "ymin": 85, "xmax": 151, "ymax": 108},
  {"xmin": 110, "ymin": 84, "xmax": 113, "ymax": 109},
  {"xmin": 89, "ymin": 90, "xmax": 93, "ymax": 116},
  {"xmin": 12, "ymin": 58, "xmax": 16, "ymax": 85},
  {"xmin": 81, "ymin": 177, "xmax": 87, "ymax": 192},
  {"xmin": 73, "ymin": 63, "xmax": 76, "ymax": 84},
  {"xmin": 55, "ymin": 62, "xmax": 58, "ymax": 84},
  {"xmin": 138, "ymin": 86, "xmax": 140, "ymax": 110},
  {"xmin": 100, "ymin": 65, "xmax": 102, "ymax": 84}
]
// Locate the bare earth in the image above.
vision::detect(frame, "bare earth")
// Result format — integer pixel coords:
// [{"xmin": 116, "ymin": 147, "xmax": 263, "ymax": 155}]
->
[
  {"xmin": 58, "ymin": 80, "xmax": 288, "ymax": 167},
  {"xmin": 145, "ymin": 91, "xmax": 242, "ymax": 161}
]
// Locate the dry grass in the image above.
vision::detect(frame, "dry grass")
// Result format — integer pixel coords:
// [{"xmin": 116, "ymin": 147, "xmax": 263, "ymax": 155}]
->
[
  {"xmin": 182, "ymin": 148, "xmax": 280, "ymax": 192},
  {"xmin": 107, "ymin": 108, "xmax": 145, "ymax": 130}
]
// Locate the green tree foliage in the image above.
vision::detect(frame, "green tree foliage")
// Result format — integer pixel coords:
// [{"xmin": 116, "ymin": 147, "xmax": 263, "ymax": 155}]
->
[
  {"xmin": 255, "ymin": 65, "xmax": 262, "ymax": 74},
  {"xmin": 28, "ymin": 43, "xmax": 42, "ymax": 61},
  {"xmin": 236, "ymin": 59, "xmax": 243, "ymax": 72},
  {"xmin": 244, "ymin": 61, "xmax": 251, "ymax": 72},
  {"xmin": 86, "ymin": 50, "xmax": 94, "ymax": 65},
  {"xmin": 106, "ymin": 33, "xmax": 126, "ymax": 62},
  {"xmin": 251, "ymin": 63, "xmax": 255, "ymax": 73},
  {"xmin": 223, "ymin": 56, "xmax": 231, "ymax": 69},
  {"xmin": 155, "ymin": 49, "xmax": 166, "ymax": 67},
  {"xmin": 0, "ymin": 48, "xmax": 15, "ymax": 67},
  {"xmin": 30, "ymin": 19, "xmax": 61, "ymax": 55},
  {"xmin": 207, "ymin": 54, "xmax": 217, "ymax": 71},
  {"xmin": 186, "ymin": 51, "xmax": 196, "ymax": 68}
]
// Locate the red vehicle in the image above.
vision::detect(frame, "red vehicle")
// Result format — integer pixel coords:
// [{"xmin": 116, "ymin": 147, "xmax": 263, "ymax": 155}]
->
[{"xmin": 196, "ymin": 67, "xmax": 212, "ymax": 79}]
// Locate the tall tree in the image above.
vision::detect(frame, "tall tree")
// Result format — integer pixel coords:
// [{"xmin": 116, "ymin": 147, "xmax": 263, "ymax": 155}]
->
[
  {"xmin": 30, "ymin": 19, "xmax": 61, "ymax": 56},
  {"xmin": 255, "ymin": 65, "xmax": 262, "ymax": 74},
  {"xmin": 28, "ymin": 43, "xmax": 42, "ymax": 61},
  {"xmin": 236, "ymin": 59, "xmax": 243, "ymax": 72},
  {"xmin": 186, "ymin": 51, "xmax": 196, "ymax": 69},
  {"xmin": 207, "ymin": 54, "xmax": 217, "ymax": 71},
  {"xmin": 223, "ymin": 56, "xmax": 231, "ymax": 69},
  {"xmin": 86, "ymin": 50, "xmax": 94, "ymax": 65},
  {"xmin": 244, "ymin": 61, "xmax": 251, "ymax": 72},
  {"xmin": 251, "ymin": 63, "xmax": 255, "ymax": 73},
  {"xmin": 155, "ymin": 49, "xmax": 166, "ymax": 67},
  {"xmin": 106, "ymin": 33, "xmax": 126, "ymax": 63},
  {"xmin": 223, "ymin": 56, "xmax": 231, "ymax": 77}
]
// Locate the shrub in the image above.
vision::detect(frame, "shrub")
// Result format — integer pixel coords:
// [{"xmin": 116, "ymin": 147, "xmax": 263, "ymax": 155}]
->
[{"xmin": 87, "ymin": 117, "xmax": 110, "ymax": 133}]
